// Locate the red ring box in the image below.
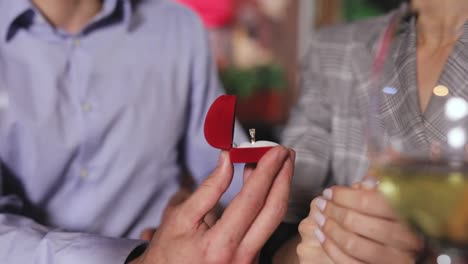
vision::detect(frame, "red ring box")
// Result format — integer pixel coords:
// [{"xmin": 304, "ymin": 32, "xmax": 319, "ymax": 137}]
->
[{"xmin": 204, "ymin": 95, "xmax": 278, "ymax": 163}]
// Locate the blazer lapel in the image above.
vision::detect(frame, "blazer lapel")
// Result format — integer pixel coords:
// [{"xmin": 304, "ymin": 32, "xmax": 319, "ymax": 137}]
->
[
  {"xmin": 423, "ymin": 23, "xmax": 468, "ymax": 148},
  {"xmin": 378, "ymin": 19, "xmax": 429, "ymax": 152}
]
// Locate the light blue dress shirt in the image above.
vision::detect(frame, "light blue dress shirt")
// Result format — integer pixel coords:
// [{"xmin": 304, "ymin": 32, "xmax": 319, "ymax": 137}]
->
[{"xmin": 0, "ymin": 0, "xmax": 246, "ymax": 262}]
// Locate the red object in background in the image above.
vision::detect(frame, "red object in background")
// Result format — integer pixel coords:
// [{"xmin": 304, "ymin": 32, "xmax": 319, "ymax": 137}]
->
[
  {"xmin": 204, "ymin": 95, "xmax": 274, "ymax": 163},
  {"xmin": 236, "ymin": 91, "xmax": 287, "ymax": 124},
  {"xmin": 176, "ymin": 0, "xmax": 234, "ymax": 28}
]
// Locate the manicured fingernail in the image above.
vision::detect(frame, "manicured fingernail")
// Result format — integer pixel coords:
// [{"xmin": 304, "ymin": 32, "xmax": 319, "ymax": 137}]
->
[
  {"xmin": 362, "ymin": 178, "xmax": 378, "ymax": 190},
  {"xmin": 315, "ymin": 197, "xmax": 327, "ymax": 211},
  {"xmin": 323, "ymin": 188, "xmax": 333, "ymax": 200},
  {"xmin": 313, "ymin": 211, "xmax": 326, "ymax": 227},
  {"xmin": 314, "ymin": 228, "xmax": 326, "ymax": 243}
]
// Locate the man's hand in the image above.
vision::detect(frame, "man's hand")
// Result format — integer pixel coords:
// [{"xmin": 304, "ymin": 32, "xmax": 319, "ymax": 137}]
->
[
  {"xmin": 140, "ymin": 188, "xmax": 223, "ymax": 241},
  {"xmin": 140, "ymin": 188, "xmax": 197, "ymax": 241},
  {"xmin": 301, "ymin": 182, "xmax": 422, "ymax": 264},
  {"xmin": 131, "ymin": 146, "xmax": 295, "ymax": 264}
]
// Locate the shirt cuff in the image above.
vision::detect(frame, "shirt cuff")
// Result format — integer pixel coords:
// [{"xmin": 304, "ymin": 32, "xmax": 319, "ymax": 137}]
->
[
  {"xmin": 125, "ymin": 243, "xmax": 147, "ymax": 263},
  {"xmin": 37, "ymin": 232, "xmax": 145, "ymax": 264}
]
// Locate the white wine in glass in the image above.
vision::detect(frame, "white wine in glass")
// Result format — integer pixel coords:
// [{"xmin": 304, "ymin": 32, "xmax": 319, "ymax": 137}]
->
[{"xmin": 376, "ymin": 161, "xmax": 468, "ymax": 257}]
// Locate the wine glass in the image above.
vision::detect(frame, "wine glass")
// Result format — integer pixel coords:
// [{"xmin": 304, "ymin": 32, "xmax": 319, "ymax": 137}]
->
[{"xmin": 368, "ymin": 8, "xmax": 468, "ymax": 264}]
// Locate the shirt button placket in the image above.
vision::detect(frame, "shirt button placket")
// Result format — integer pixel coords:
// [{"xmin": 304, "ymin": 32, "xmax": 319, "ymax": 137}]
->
[{"xmin": 70, "ymin": 36, "xmax": 92, "ymax": 180}]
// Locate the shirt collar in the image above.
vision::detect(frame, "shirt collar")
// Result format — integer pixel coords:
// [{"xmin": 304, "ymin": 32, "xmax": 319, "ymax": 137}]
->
[
  {"xmin": 90, "ymin": 0, "xmax": 121, "ymax": 25},
  {"xmin": 0, "ymin": 0, "xmax": 34, "ymax": 42},
  {"xmin": 82, "ymin": 0, "xmax": 134, "ymax": 35},
  {"xmin": 0, "ymin": 0, "xmax": 133, "ymax": 42}
]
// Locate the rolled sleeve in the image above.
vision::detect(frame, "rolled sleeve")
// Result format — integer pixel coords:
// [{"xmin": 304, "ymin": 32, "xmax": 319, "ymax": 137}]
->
[{"xmin": 0, "ymin": 214, "xmax": 143, "ymax": 264}]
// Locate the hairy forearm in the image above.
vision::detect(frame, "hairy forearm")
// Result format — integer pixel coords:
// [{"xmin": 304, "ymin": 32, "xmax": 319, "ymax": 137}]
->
[{"xmin": 272, "ymin": 235, "xmax": 301, "ymax": 264}]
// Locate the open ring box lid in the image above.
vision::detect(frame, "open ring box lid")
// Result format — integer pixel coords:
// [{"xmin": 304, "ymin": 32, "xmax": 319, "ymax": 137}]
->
[{"xmin": 204, "ymin": 95, "xmax": 278, "ymax": 163}]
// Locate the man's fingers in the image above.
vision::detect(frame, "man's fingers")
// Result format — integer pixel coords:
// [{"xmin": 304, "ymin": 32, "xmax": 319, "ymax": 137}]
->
[
  {"xmin": 161, "ymin": 188, "xmax": 193, "ymax": 222},
  {"xmin": 323, "ymin": 186, "xmax": 397, "ymax": 219},
  {"xmin": 168, "ymin": 188, "xmax": 192, "ymax": 207},
  {"xmin": 203, "ymin": 210, "xmax": 219, "ymax": 228},
  {"xmin": 181, "ymin": 151, "xmax": 233, "ymax": 226},
  {"xmin": 140, "ymin": 228, "xmax": 157, "ymax": 241},
  {"xmin": 235, "ymin": 149, "xmax": 295, "ymax": 260},
  {"xmin": 208, "ymin": 146, "xmax": 290, "ymax": 253},
  {"xmin": 243, "ymin": 163, "xmax": 256, "ymax": 183}
]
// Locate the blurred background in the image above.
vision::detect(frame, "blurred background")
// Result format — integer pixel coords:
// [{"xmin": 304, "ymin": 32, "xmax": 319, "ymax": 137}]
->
[{"xmin": 176, "ymin": 0, "xmax": 403, "ymax": 142}]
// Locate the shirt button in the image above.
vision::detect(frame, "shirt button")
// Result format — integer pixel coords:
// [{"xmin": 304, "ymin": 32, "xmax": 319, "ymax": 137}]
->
[
  {"xmin": 73, "ymin": 38, "xmax": 81, "ymax": 47},
  {"xmin": 80, "ymin": 169, "xmax": 89, "ymax": 178},
  {"xmin": 82, "ymin": 102, "xmax": 92, "ymax": 112}
]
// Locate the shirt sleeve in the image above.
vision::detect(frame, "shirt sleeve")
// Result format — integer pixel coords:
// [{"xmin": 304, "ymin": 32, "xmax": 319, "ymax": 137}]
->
[
  {"xmin": 181, "ymin": 13, "xmax": 247, "ymax": 206},
  {"xmin": 0, "ymin": 171, "xmax": 143, "ymax": 264},
  {"xmin": 281, "ymin": 35, "xmax": 333, "ymax": 224}
]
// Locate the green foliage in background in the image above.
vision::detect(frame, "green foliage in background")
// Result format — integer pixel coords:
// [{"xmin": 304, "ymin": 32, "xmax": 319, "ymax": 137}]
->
[
  {"xmin": 220, "ymin": 64, "xmax": 286, "ymax": 98},
  {"xmin": 343, "ymin": 0, "xmax": 383, "ymax": 22}
]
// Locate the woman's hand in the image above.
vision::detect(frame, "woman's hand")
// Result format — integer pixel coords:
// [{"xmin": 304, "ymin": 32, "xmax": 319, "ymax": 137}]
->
[
  {"xmin": 308, "ymin": 182, "xmax": 422, "ymax": 264},
  {"xmin": 297, "ymin": 199, "xmax": 334, "ymax": 264}
]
